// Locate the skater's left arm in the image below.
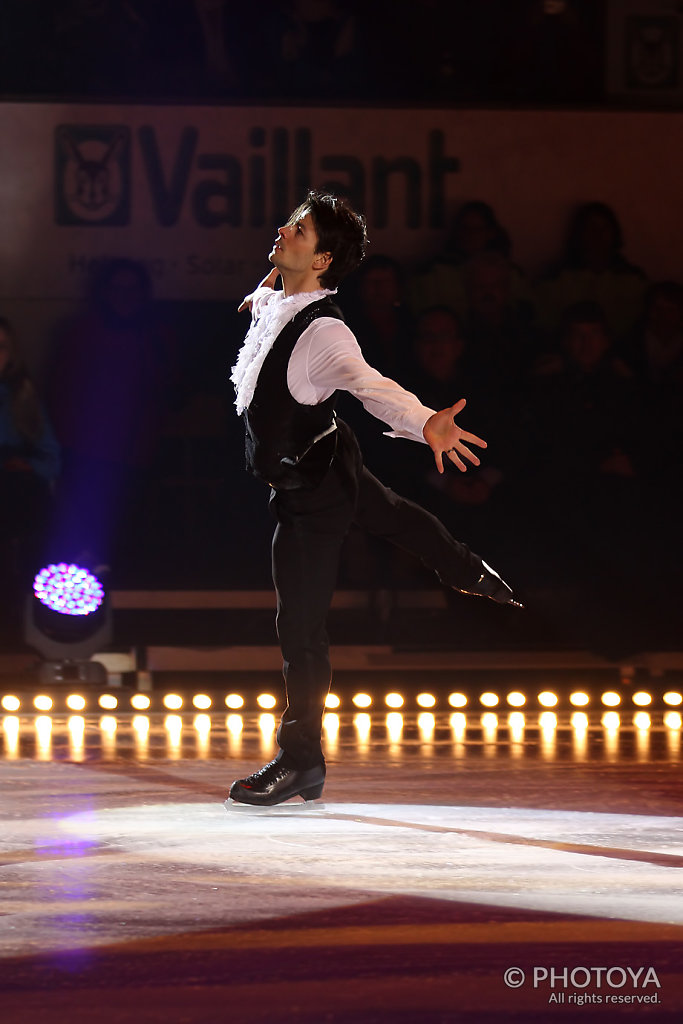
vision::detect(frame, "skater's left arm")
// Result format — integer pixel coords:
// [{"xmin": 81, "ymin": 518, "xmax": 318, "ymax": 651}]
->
[
  {"xmin": 422, "ymin": 400, "xmax": 487, "ymax": 474},
  {"xmin": 295, "ymin": 321, "xmax": 487, "ymax": 469}
]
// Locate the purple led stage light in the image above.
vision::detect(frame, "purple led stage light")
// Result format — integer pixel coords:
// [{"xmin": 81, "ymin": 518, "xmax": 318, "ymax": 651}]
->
[{"xmin": 33, "ymin": 563, "xmax": 105, "ymax": 617}]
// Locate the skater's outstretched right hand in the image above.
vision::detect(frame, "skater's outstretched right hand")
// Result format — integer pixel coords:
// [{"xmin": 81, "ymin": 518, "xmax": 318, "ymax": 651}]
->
[
  {"xmin": 423, "ymin": 399, "xmax": 487, "ymax": 474},
  {"xmin": 237, "ymin": 267, "xmax": 281, "ymax": 312}
]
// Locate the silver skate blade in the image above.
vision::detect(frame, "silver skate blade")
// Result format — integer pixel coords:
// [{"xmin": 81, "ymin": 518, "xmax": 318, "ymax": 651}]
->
[{"xmin": 224, "ymin": 798, "xmax": 326, "ymax": 814}]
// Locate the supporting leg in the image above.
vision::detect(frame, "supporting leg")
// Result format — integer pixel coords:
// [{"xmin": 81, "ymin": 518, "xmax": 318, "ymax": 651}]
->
[{"xmin": 270, "ymin": 467, "xmax": 354, "ymax": 768}]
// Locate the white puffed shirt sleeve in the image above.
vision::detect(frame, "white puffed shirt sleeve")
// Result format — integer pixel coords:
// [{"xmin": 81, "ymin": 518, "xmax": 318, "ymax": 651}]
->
[{"xmin": 287, "ymin": 317, "xmax": 435, "ymax": 444}]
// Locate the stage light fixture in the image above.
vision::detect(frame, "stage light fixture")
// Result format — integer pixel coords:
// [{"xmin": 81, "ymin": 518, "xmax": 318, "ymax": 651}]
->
[
  {"xmin": 34, "ymin": 695, "xmax": 53, "ymax": 711},
  {"xmin": 225, "ymin": 694, "xmax": 244, "ymax": 709},
  {"xmin": 538, "ymin": 691, "xmax": 558, "ymax": 708},
  {"xmin": 416, "ymin": 693, "xmax": 436, "ymax": 708},
  {"xmin": 1, "ymin": 695, "xmax": 20, "ymax": 712},
  {"xmin": 192, "ymin": 694, "xmax": 212, "ymax": 710},
  {"xmin": 352, "ymin": 693, "xmax": 372, "ymax": 708},
  {"xmin": 507, "ymin": 691, "xmax": 526, "ymax": 707},
  {"xmin": 448, "ymin": 693, "xmax": 467, "ymax": 708},
  {"xmin": 257, "ymin": 693, "xmax": 277, "ymax": 709},
  {"xmin": 66, "ymin": 694, "xmax": 86, "ymax": 711},
  {"xmin": 131, "ymin": 694, "xmax": 151, "ymax": 710},
  {"xmin": 632, "ymin": 691, "xmax": 652, "ymax": 706},
  {"xmin": 25, "ymin": 563, "xmax": 112, "ymax": 685},
  {"xmin": 663, "ymin": 692, "xmax": 683, "ymax": 707},
  {"xmin": 480, "ymin": 692, "xmax": 499, "ymax": 707},
  {"xmin": 570, "ymin": 691, "xmax": 590, "ymax": 706},
  {"xmin": 98, "ymin": 694, "xmax": 118, "ymax": 710},
  {"xmin": 385, "ymin": 692, "xmax": 404, "ymax": 708},
  {"xmin": 163, "ymin": 694, "xmax": 183, "ymax": 710},
  {"xmin": 325, "ymin": 693, "xmax": 341, "ymax": 709},
  {"xmin": 601, "ymin": 691, "xmax": 621, "ymax": 707}
]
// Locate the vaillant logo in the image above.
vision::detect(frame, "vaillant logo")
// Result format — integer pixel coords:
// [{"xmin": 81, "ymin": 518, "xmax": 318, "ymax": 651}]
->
[
  {"xmin": 55, "ymin": 125, "xmax": 131, "ymax": 225},
  {"xmin": 54, "ymin": 123, "xmax": 461, "ymax": 230}
]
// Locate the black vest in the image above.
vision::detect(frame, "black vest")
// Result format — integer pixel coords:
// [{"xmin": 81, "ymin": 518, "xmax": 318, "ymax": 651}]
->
[{"xmin": 244, "ymin": 296, "xmax": 345, "ymax": 490}]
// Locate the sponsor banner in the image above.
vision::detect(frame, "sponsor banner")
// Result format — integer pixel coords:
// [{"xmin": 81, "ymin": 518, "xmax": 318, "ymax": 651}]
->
[
  {"xmin": 1, "ymin": 102, "xmax": 682, "ymax": 302},
  {"xmin": 607, "ymin": 0, "xmax": 683, "ymax": 99}
]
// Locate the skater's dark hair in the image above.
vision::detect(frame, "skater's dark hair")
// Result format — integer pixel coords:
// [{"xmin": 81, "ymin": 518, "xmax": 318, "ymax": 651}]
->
[{"xmin": 289, "ymin": 190, "xmax": 367, "ymax": 289}]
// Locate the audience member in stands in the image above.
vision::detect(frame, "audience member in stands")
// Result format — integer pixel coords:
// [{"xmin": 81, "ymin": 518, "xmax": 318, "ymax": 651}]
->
[
  {"xmin": 537, "ymin": 202, "xmax": 647, "ymax": 339},
  {"xmin": 341, "ymin": 254, "xmax": 414, "ymax": 379},
  {"xmin": 412, "ymin": 201, "xmax": 521, "ymax": 315},
  {"xmin": 461, "ymin": 250, "xmax": 539, "ymax": 388},
  {"xmin": 260, "ymin": 0, "xmax": 364, "ymax": 97},
  {"xmin": 523, "ymin": 301, "xmax": 651, "ymax": 649},
  {"xmin": 622, "ymin": 280, "xmax": 683, "ymax": 387},
  {"xmin": 47, "ymin": 259, "xmax": 179, "ymax": 573},
  {"xmin": 529, "ymin": 301, "xmax": 638, "ymax": 487},
  {"xmin": 411, "ymin": 200, "xmax": 532, "ymax": 324},
  {"xmin": 497, "ymin": 0, "xmax": 602, "ymax": 102},
  {"xmin": 0, "ymin": 318, "xmax": 60, "ymax": 617},
  {"xmin": 384, "ymin": 307, "xmax": 525, "ymax": 561},
  {"xmin": 620, "ymin": 282, "xmax": 683, "ymax": 604}
]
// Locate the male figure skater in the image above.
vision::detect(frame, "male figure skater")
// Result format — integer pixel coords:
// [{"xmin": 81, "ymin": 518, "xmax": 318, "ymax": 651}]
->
[{"xmin": 228, "ymin": 191, "xmax": 520, "ymax": 807}]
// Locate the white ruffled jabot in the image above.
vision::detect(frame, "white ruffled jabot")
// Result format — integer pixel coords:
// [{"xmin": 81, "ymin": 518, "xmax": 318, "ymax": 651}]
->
[{"xmin": 231, "ymin": 287, "xmax": 337, "ymax": 415}]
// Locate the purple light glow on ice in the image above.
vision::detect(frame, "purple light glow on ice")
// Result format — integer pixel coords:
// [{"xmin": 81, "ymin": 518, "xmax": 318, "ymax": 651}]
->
[{"xmin": 33, "ymin": 564, "xmax": 105, "ymax": 616}]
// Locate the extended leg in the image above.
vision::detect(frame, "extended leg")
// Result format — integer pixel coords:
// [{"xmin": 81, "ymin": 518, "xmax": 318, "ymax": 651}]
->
[{"xmin": 354, "ymin": 467, "xmax": 520, "ymax": 604}]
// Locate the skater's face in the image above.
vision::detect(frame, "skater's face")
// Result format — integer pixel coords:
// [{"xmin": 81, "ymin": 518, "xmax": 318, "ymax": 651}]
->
[{"xmin": 269, "ymin": 210, "xmax": 330, "ymax": 280}]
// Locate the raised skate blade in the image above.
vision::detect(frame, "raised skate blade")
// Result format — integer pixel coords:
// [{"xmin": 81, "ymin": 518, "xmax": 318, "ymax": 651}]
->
[{"xmin": 224, "ymin": 798, "xmax": 326, "ymax": 814}]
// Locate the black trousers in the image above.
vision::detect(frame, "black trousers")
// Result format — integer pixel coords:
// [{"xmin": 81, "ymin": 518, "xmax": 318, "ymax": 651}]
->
[{"xmin": 270, "ymin": 420, "xmax": 484, "ymax": 768}]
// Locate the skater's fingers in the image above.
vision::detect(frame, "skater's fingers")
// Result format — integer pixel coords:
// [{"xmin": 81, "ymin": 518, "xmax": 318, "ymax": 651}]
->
[
  {"xmin": 450, "ymin": 398, "xmax": 466, "ymax": 417},
  {"xmin": 446, "ymin": 448, "xmax": 467, "ymax": 472},
  {"xmin": 459, "ymin": 429, "xmax": 487, "ymax": 449},
  {"xmin": 238, "ymin": 290, "xmax": 257, "ymax": 312},
  {"xmin": 433, "ymin": 447, "xmax": 444, "ymax": 474},
  {"xmin": 458, "ymin": 443, "xmax": 481, "ymax": 467}
]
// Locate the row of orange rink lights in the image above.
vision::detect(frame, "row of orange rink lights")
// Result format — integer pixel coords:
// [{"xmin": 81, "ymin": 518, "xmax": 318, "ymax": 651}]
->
[
  {"xmin": 2, "ymin": 689, "xmax": 683, "ymax": 715},
  {"xmin": 3, "ymin": 708, "xmax": 681, "ymax": 761}
]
